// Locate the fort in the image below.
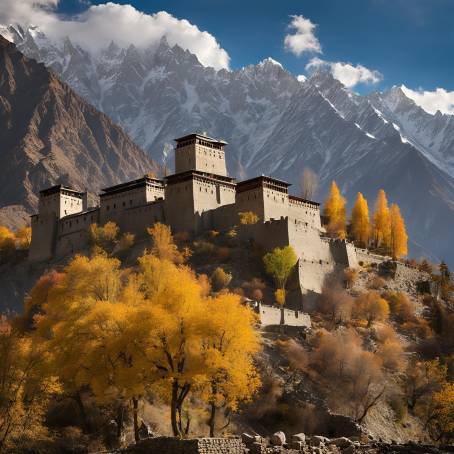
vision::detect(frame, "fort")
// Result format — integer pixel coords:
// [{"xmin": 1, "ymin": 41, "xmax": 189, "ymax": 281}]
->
[{"xmin": 29, "ymin": 132, "xmax": 387, "ymax": 297}]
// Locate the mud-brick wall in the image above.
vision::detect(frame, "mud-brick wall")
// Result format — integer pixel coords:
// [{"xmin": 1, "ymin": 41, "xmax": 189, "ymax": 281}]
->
[{"xmin": 125, "ymin": 436, "xmax": 244, "ymax": 454}]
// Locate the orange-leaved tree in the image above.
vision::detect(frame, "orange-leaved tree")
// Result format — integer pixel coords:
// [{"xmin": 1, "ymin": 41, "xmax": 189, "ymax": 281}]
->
[
  {"xmin": 324, "ymin": 181, "xmax": 347, "ymax": 238},
  {"xmin": 350, "ymin": 192, "xmax": 370, "ymax": 247},
  {"xmin": 372, "ymin": 189, "xmax": 391, "ymax": 252},
  {"xmin": 389, "ymin": 203, "xmax": 408, "ymax": 259}
]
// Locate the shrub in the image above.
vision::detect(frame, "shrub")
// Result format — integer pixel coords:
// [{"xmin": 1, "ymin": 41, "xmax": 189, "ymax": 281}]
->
[
  {"xmin": 89, "ymin": 222, "xmax": 119, "ymax": 252},
  {"xmin": 226, "ymin": 228, "xmax": 237, "ymax": 239},
  {"xmin": 368, "ymin": 275, "xmax": 386, "ymax": 290},
  {"xmin": 210, "ymin": 267, "xmax": 232, "ymax": 291},
  {"xmin": 239, "ymin": 211, "xmax": 259, "ymax": 225},
  {"xmin": 354, "ymin": 291, "xmax": 390, "ymax": 326},
  {"xmin": 344, "ymin": 267, "xmax": 358, "ymax": 288}
]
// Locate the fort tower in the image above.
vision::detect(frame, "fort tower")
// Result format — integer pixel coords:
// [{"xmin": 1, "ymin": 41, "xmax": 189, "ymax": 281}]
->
[{"xmin": 174, "ymin": 133, "xmax": 228, "ymax": 176}]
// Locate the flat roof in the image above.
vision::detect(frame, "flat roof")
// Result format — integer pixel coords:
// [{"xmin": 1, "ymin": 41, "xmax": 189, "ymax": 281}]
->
[
  {"xmin": 174, "ymin": 133, "xmax": 228, "ymax": 145},
  {"xmin": 40, "ymin": 185, "xmax": 85, "ymax": 197},
  {"xmin": 289, "ymin": 194, "xmax": 320, "ymax": 206},
  {"xmin": 101, "ymin": 176, "xmax": 164, "ymax": 196},
  {"xmin": 60, "ymin": 207, "xmax": 100, "ymax": 221},
  {"xmin": 166, "ymin": 169, "xmax": 236, "ymax": 186},
  {"xmin": 236, "ymin": 175, "xmax": 291, "ymax": 193}
]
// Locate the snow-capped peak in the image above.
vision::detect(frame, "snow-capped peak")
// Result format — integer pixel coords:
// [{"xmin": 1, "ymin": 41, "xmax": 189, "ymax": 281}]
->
[{"xmin": 259, "ymin": 57, "xmax": 283, "ymax": 68}]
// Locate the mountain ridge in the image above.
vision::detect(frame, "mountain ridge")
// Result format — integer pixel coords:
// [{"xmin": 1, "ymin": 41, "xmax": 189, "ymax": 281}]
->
[
  {"xmin": 0, "ymin": 34, "xmax": 158, "ymax": 228},
  {"xmin": 1, "ymin": 26, "xmax": 454, "ymax": 265}
]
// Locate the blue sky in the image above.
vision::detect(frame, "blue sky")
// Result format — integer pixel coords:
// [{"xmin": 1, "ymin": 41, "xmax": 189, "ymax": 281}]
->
[
  {"xmin": 2, "ymin": 0, "xmax": 454, "ymax": 112},
  {"xmin": 55, "ymin": 0, "xmax": 454, "ymax": 93}
]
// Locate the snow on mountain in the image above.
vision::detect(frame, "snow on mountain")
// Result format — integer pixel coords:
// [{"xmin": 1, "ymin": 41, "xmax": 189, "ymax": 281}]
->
[{"xmin": 2, "ymin": 24, "xmax": 454, "ymax": 264}]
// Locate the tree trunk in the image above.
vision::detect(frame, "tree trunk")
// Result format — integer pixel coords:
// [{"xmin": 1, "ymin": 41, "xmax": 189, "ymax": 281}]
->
[
  {"xmin": 74, "ymin": 391, "xmax": 92, "ymax": 433},
  {"xmin": 132, "ymin": 397, "xmax": 140, "ymax": 443},
  {"xmin": 171, "ymin": 381, "xmax": 181, "ymax": 437},
  {"xmin": 209, "ymin": 403, "xmax": 216, "ymax": 437},
  {"xmin": 115, "ymin": 403, "xmax": 125, "ymax": 438}
]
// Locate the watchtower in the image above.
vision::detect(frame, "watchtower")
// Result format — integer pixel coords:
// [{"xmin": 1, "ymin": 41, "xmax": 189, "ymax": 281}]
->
[{"xmin": 174, "ymin": 133, "xmax": 228, "ymax": 176}]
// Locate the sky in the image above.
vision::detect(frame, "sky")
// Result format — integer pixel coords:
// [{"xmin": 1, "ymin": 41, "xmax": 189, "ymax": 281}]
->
[{"xmin": 1, "ymin": 0, "xmax": 454, "ymax": 113}]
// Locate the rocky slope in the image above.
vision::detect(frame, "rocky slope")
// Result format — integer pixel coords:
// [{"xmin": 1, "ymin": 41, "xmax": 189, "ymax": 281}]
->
[
  {"xmin": 0, "ymin": 34, "xmax": 157, "ymax": 228},
  {"xmin": 2, "ymin": 25, "xmax": 454, "ymax": 264}
]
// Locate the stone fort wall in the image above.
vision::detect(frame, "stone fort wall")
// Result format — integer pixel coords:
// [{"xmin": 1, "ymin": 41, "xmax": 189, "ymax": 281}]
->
[{"xmin": 124, "ymin": 436, "xmax": 244, "ymax": 454}]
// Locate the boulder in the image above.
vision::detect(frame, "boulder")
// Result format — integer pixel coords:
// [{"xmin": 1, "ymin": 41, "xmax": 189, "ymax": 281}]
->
[
  {"xmin": 270, "ymin": 431, "xmax": 286, "ymax": 446},
  {"xmin": 341, "ymin": 446, "xmax": 355, "ymax": 454},
  {"xmin": 291, "ymin": 433, "xmax": 306, "ymax": 444},
  {"xmin": 291, "ymin": 440, "xmax": 305, "ymax": 450},
  {"xmin": 242, "ymin": 433, "xmax": 256, "ymax": 445},
  {"xmin": 309, "ymin": 435, "xmax": 330, "ymax": 447},
  {"xmin": 329, "ymin": 437, "xmax": 353, "ymax": 449}
]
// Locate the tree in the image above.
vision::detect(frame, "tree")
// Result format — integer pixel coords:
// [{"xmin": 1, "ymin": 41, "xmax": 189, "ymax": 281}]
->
[
  {"xmin": 135, "ymin": 255, "xmax": 211, "ymax": 437},
  {"xmin": 201, "ymin": 293, "xmax": 261, "ymax": 436},
  {"xmin": 15, "ymin": 226, "xmax": 32, "ymax": 249},
  {"xmin": 389, "ymin": 204, "xmax": 408, "ymax": 259},
  {"xmin": 88, "ymin": 221, "xmax": 119, "ymax": 252},
  {"xmin": 350, "ymin": 192, "xmax": 370, "ymax": 247},
  {"xmin": 299, "ymin": 167, "xmax": 319, "ymax": 200},
  {"xmin": 0, "ymin": 318, "xmax": 60, "ymax": 450},
  {"xmin": 0, "ymin": 226, "xmax": 16, "ymax": 259},
  {"xmin": 210, "ymin": 267, "xmax": 232, "ymax": 291},
  {"xmin": 263, "ymin": 246, "xmax": 297, "ymax": 325},
  {"xmin": 238, "ymin": 211, "xmax": 259, "ymax": 225},
  {"xmin": 372, "ymin": 189, "xmax": 391, "ymax": 252},
  {"xmin": 428, "ymin": 382, "xmax": 454, "ymax": 442},
  {"xmin": 323, "ymin": 181, "xmax": 346, "ymax": 238},
  {"xmin": 354, "ymin": 291, "xmax": 390, "ymax": 327},
  {"xmin": 147, "ymin": 222, "xmax": 185, "ymax": 263}
]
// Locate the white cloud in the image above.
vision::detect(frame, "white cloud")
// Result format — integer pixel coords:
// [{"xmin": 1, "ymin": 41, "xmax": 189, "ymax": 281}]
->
[
  {"xmin": 306, "ymin": 57, "xmax": 382, "ymax": 88},
  {"xmin": 401, "ymin": 85, "xmax": 454, "ymax": 115},
  {"xmin": 297, "ymin": 74, "xmax": 307, "ymax": 83},
  {"xmin": 0, "ymin": 1, "xmax": 230, "ymax": 70},
  {"xmin": 284, "ymin": 15, "xmax": 321, "ymax": 57}
]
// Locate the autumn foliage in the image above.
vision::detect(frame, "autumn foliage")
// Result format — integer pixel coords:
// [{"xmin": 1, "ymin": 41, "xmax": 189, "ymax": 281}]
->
[
  {"xmin": 323, "ymin": 181, "xmax": 347, "ymax": 238},
  {"xmin": 14, "ymin": 235, "xmax": 260, "ymax": 441}
]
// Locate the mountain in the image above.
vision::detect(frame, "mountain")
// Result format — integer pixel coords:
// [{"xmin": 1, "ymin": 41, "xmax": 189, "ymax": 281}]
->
[
  {"xmin": 0, "ymin": 34, "xmax": 157, "ymax": 228},
  {"xmin": 2, "ymin": 25, "xmax": 454, "ymax": 265}
]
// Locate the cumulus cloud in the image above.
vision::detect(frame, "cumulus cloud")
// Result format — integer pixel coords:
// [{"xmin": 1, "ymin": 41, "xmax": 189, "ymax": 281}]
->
[
  {"xmin": 297, "ymin": 74, "xmax": 307, "ymax": 83},
  {"xmin": 284, "ymin": 15, "xmax": 321, "ymax": 57},
  {"xmin": 401, "ymin": 85, "xmax": 454, "ymax": 115},
  {"xmin": 306, "ymin": 57, "xmax": 382, "ymax": 88},
  {"xmin": 0, "ymin": 1, "xmax": 230, "ymax": 70}
]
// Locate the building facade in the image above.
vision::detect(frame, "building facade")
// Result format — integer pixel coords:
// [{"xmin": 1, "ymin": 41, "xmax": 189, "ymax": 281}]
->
[{"xmin": 29, "ymin": 132, "xmax": 371, "ymax": 294}]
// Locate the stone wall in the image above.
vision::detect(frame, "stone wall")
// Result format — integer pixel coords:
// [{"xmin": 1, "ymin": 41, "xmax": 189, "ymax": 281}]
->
[
  {"xmin": 355, "ymin": 248, "xmax": 390, "ymax": 266},
  {"xmin": 124, "ymin": 436, "xmax": 244, "ymax": 454},
  {"xmin": 256, "ymin": 303, "xmax": 311, "ymax": 328}
]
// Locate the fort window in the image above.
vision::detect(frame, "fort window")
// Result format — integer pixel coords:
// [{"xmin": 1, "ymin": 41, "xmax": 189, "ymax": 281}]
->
[{"xmin": 113, "ymin": 204, "xmax": 116, "ymax": 209}]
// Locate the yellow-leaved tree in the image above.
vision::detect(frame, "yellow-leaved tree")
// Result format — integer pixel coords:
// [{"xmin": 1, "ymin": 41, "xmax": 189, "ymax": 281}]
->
[
  {"xmin": 32, "ymin": 254, "xmax": 133, "ymax": 436},
  {"xmin": 372, "ymin": 189, "xmax": 391, "ymax": 252},
  {"xmin": 389, "ymin": 203, "xmax": 408, "ymax": 259},
  {"xmin": 324, "ymin": 181, "xmax": 347, "ymax": 238},
  {"xmin": 263, "ymin": 246, "xmax": 297, "ymax": 325},
  {"xmin": 350, "ymin": 192, "xmax": 370, "ymax": 247},
  {"xmin": 238, "ymin": 211, "xmax": 259, "ymax": 225},
  {"xmin": 201, "ymin": 293, "xmax": 261, "ymax": 436},
  {"xmin": 147, "ymin": 222, "xmax": 186, "ymax": 263},
  {"xmin": 0, "ymin": 318, "xmax": 60, "ymax": 450},
  {"xmin": 354, "ymin": 291, "xmax": 390, "ymax": 327}
]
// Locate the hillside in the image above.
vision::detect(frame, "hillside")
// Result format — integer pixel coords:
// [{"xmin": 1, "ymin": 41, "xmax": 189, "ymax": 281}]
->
[
  {"xmin": 3, "ymin": 25, "xmax": 454, "ymax": 265},
  {"xmin": 1, "ymin": 223, "xmax": 453, "ymax": 452},
  {"xmin": 0, "ymin": 35, "xmax": 158, "ymax": 228}
]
